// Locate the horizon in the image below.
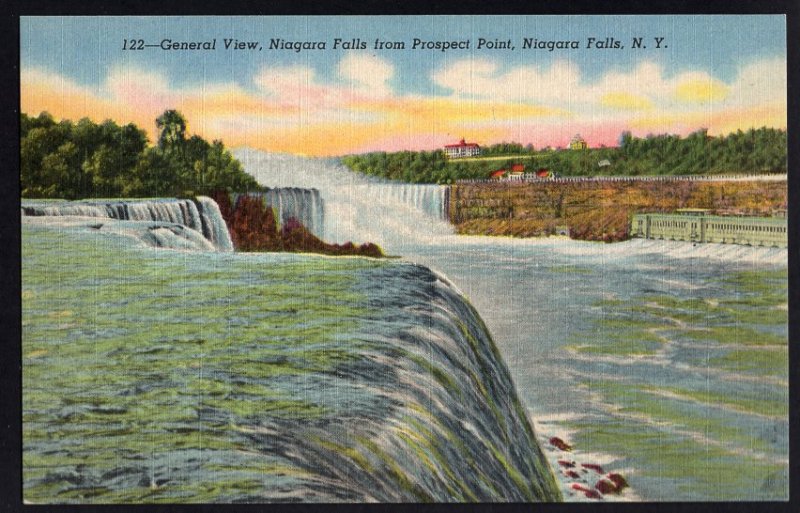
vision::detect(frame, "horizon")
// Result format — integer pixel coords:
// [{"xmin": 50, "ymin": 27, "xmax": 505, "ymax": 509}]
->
[
  {"xmin": 21, "ymin": 16, "xmax": 787, "ymax": 156},
  {"xmin": 23, "ymin": 108, "xmax": 784, "ymax": 159}
]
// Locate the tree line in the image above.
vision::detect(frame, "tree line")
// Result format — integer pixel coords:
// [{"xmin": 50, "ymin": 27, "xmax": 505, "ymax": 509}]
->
[
  {"xmin": 21, "ymin": 110, "xmax": 261, "ymax": 199},
  {"xmin": 340, "ymin": 127, "xmax": 787, "ymax": 184}
]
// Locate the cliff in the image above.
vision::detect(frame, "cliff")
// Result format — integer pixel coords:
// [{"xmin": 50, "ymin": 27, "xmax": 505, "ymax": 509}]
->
[{"xmin": 449, "ymin": 180, "xmax": 787, "ymax": 242}]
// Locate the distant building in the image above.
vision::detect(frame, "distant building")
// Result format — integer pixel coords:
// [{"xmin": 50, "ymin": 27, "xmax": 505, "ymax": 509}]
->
[
  {"xmin": 631, "ymin": 210, "xmax": 787, "ymax": 248},
  {"xmin": 507, "ymin": 164, "xmax": 525, "ymax": 181},
  {"xmin": 598, "ymin": 159, "xmax": 611, "ymax": 167},
  {"xmin": 569, "ymin": 134, "xmax": 587, "ymax": 150},
  {"xmin": 444, "ymin": 139, "xmax": 481, "ymax": 158},
  {"xmin": 535, "ymin": 168, "xmax": 552, "ymax": 178},
  {"xmin": 490, "ymin": 169, "xmax": 507, "ymax": 179}
]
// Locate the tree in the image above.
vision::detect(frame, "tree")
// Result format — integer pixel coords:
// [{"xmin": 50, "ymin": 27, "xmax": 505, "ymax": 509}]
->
[{"xmin": 155, "ymin": 109, "xmax": 187, "ymax": 153}]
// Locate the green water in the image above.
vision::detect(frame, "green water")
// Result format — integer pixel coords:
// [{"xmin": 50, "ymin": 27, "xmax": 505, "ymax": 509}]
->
[
  {"xmin": 410, "ymin": 242, "xmax": 788, "ymax": 501},
  {"xmin": 22, "ymin": 222, "xmax": 560, "ymax": 503},
  {"xmin": 23, "ymin": 224, "xmax": 382, "ymax": 502}
]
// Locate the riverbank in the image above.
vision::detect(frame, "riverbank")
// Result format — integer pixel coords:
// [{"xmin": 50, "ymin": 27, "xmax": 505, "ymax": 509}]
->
[{"xmin": 448, "ymin": 180, "xmax": 787, "ymax": 242}]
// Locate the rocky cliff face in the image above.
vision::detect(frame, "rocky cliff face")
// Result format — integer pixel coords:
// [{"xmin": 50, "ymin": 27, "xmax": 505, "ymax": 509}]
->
[{"xmin": 449, "ymin": 181, "xmax": 787, "ymax": 242}]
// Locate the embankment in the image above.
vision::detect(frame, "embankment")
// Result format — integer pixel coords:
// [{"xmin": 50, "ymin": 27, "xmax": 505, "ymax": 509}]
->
[{"xmin": 449, "ymin": 180, "xmax": 787, "ymax": 242}]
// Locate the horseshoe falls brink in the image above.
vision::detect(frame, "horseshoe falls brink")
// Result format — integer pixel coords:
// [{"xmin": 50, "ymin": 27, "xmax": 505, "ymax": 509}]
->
[{"xmin": 234, "ymin": 149, "xmax": 452, "ymax": 253}]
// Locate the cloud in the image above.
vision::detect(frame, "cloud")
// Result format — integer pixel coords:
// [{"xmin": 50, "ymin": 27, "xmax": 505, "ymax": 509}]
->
[
  {"xmin": 722, "ymin": 57, "xmax": 786, "ymax": 109},
  {"xmin": 600, "ymin": 92, "xmax": 653, "ymax": 110},
  {"xmin": 21, "ymin": 54, "xmax": 786, "ymax": 156},
  {"xmin": 337, "ymin": 54, "xmax": 394, "ymax": 96},
  {"xmin": 431, "ymin": 59, "xmax": 582, "ymax": 104}
]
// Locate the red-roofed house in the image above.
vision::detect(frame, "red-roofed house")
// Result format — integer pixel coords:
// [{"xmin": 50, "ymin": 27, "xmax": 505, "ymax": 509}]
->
[
  {"xmin": 507, "ymin": 163, "xmax": 525, "ymax": 180},
  {"xmin": 536, "ymin": 168, "xmax": 552, "ymax": 178},
  {"xmin": 490, "ymin": 169, "xmax": 507, "ymax": 179},
  {"xmin": 444, "ymin": 139, "xmax": 481, "ymax": 158}
]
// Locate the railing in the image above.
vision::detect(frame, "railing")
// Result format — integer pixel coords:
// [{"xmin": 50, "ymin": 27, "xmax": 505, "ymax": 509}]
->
[{"xmin": 454, "ymin": 173, "xmax": 787, "ymax": 185}]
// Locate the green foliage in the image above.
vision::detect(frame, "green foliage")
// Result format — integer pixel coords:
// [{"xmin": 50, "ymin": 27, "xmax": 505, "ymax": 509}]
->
[
  {"xmin": 20, "ymin": 110, "xmax": 261, "ymax": 199},
  {"xmin": 341, "ymin": 128, "xmax": 787, "ymax": 183}
]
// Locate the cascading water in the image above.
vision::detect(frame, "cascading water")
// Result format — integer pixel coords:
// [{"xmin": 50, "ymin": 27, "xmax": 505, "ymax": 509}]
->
[
  {"xmin": 231, "ymin": 188, "xmax": 325, "ymax": 237},
  {"xmin": 233, "ymin": 149, "xmax": 452, "ymax": 253},
  {"xmin": 21, "ymin": 197, "xmax": 233, "ymax": 252},
  {"xmin": 195, "ymin": 196, "xmax": 235, "ymax": 252}
]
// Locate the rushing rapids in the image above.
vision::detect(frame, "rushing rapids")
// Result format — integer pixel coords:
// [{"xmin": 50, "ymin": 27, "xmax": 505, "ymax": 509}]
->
[
  {"xmin": 21, "ymin": 197, "xmax": 234, "ymax": 252},
  {"xmin": 22, "ymin": 219, "xmax": 562, "ymax": 502}
]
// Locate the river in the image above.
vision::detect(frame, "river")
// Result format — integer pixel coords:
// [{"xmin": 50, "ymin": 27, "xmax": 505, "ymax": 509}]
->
[{"xmin": 234, "ymin": 149, "xmax": 789, "ymax": 501}]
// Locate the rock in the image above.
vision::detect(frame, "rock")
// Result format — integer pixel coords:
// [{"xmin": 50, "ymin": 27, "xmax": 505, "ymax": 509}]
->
[
  {"xmin": 557, "ymin": 459, "xmax": 575, "ymax": 468},
  {"xmin": 571, "ymin": 483, "xmax": 601, "ymax": 499},
  {"xmin": 595, "ymin": 479, "xmax": 617, "ymax": 495},
  {"xmin": 580, "ymin": 463, "xmax": 604, "ymax": 474},
  {"xmin": 584, "ymin": 489, "xmax": 602, "ymax": 500},
  {"xmin": 607, "ymin": 473, "xmax": 629, "ymax": 491},
  {"xmin": 595, "ymin": 473, "xmax": 629, "ymax": 495},
  {"xmin": 549, "ymin": 436, "xmax": 573, "ymax": 451}
]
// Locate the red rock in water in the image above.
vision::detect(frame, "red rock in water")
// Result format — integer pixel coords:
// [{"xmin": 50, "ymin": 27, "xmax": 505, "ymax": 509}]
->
[
  {"xmin": 607, "ymin": 473, "xmax": 629, "ymax": 491},
  {"xmin": 558, "ymin": 459, "xmax": 576, "ymax": 468},
  {"xmin": 581, "ymin": 463, "xmax": 604, "ymax": 474},
  {"xmin": 595, "ymin": 473, "xmax": 629, "ymax": 495},
  {"xmin": 571, "ymin": 483, "xmax": 591, "ymax": 492},
  {"xmin": 565, "ymin": 470, "xmax": 580, "ymax": 479},
  {"xmin": 549, "ymin": 437, "xmax": 573, "ymax": 451},
  {"xmin": 584, "ymin": 489, "xmax": 602, "ymax": 500},
  {"xmin": 595, "ymin": 479, "xmax": 617, "ymax": 495}
]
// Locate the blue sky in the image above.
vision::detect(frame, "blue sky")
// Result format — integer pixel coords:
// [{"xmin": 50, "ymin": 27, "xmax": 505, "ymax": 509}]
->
[{"xmin": 21, "ymin": 15, "xmax": 787, "ymax": 155}]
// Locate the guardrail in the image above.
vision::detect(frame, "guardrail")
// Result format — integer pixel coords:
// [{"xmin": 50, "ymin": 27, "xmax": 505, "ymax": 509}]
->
[{"xmin": 454, "ymin": 173, "xmax": 787, "ymax": 184}]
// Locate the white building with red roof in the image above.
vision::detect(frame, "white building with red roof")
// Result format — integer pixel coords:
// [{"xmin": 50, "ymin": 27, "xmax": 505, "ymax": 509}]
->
[{"xmin": 444, "ymin": 139, "xmax": 481, "ymax": 158}]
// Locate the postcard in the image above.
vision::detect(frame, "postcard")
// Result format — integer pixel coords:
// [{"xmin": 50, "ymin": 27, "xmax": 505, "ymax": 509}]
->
[{"xmin": 19, "ymin": 14, "xmax": 789, "ymax": 503}]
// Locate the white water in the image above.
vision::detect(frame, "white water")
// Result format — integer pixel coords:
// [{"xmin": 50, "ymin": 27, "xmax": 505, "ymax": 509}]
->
[
  {"xmin": 195, "ymin": 196, "xmax": 234, "ymax": 251},
  {"xmin": 231, "ymin": 188, "xmax": 325, "ymax": 237},
  {"xmin": 21, "ymin": 197, "xmax": 233, "ymax": 252},
  {"xmin": 233, "ymin": 148, "xmax": 788, "ymax": 266},
  {"xmin": 233, "ymin": 149, "xmax": 452, "ymax": 253},
  {"xmin": 230, "ymin": 149, "xmax": 789, "ymax": 501}
]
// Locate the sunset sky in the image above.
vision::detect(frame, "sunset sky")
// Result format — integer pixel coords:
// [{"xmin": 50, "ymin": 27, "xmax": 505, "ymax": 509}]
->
[{"xmin": 21, "ymin": 16, "xmax": 787, "ymax": 156}]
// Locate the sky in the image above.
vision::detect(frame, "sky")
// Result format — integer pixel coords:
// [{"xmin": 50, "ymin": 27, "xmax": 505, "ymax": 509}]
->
[{"xmin": 21, "ymin": 16, "xmax": 787, "ymax": 156}]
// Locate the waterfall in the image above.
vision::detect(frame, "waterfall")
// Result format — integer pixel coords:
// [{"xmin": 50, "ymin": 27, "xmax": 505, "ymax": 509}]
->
[
  {"xmin": 232, "ymin": 188, "xmax": 325, "ymax": 237},
  {"xmin": 21, "ymin": 197, "xmax": 233, "ymax": 252},
  {"xmin": 233, "ymin": 149, "xmax": 452, "ymax": 253}
]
